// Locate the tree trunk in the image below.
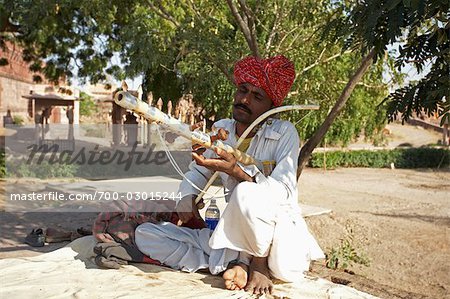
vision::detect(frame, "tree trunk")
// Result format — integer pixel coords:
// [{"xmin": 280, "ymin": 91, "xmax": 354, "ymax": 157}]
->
[{"xmin": 297, "ymin": 48, "xmax": 376, "ymax": 179}]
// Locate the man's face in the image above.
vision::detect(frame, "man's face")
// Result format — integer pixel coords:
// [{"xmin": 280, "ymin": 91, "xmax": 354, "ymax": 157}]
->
[{"xmin": 232, "ymin": 83, "xmax": 273, "ymax": 125}]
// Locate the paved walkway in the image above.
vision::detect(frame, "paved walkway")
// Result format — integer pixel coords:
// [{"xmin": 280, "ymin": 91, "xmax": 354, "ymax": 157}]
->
[{"xmin": 41, "ymin": 176, "xmax": 332, "ymax": 217}]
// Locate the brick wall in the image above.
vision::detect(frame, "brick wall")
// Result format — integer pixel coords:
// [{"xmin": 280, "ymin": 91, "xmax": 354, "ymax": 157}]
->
[
  {"xmin": 0, "ymin": 42, "xmax": 35, "ymax": 83},
  {"xmin": 0, "ymin": 42, "xmax": 41, "ymax": 125}
]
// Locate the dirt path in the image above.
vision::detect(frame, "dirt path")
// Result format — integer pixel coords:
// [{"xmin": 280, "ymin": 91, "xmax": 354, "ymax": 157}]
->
[
  {"xmin": 348, "ymin": 123, "xmax": 443, "ymax": 148},
  {"xmin": 300, "ymin": 168, "xmax": 450, "ymax": 299}
]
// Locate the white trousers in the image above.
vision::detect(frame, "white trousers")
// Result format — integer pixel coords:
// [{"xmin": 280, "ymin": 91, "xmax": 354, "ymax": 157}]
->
[
  {"xmin": 135, "ymin": 222, "xmax": 238, "ymax": 275},
  {"xmin": 135, "ymin": 182, "xmax": 324, "ymax": 281}
]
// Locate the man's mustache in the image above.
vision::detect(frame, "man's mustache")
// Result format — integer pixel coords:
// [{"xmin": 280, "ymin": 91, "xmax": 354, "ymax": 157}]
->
[{"xmin": 234, "ymin": 104, "xmax": 251, "ymax": 114}]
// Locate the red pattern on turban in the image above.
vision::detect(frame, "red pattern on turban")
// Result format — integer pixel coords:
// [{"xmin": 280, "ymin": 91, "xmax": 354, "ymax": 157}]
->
[{"xmin": 233, "ymin": 55, "xmax": 295, "ymax": 106}]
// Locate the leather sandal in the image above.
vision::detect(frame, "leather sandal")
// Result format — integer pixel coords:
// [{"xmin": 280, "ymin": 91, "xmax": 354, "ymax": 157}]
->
[{"xmin": 25, "ymin": 228, "xmax": 45, "ymax": 247}]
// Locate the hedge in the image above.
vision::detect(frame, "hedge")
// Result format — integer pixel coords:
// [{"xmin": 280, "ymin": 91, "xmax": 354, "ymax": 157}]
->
[{"xmin": 309, "ymin": 148, "xmax": 450, "ymax": 169}]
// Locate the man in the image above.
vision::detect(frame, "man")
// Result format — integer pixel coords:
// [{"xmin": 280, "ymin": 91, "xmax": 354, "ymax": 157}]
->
[
  {"xmin": 135, "ymin": 55, "xmax": 324, "ymax": 295},
  {"xmin": 3, "ymin": 109, "xmax": 14, "ymax": 126},
  {"xmin": 124, "ymin": 111, "xmax": 138, "ymax": 146}
]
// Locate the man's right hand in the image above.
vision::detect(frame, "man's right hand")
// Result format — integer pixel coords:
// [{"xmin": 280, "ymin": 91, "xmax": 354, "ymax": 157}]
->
[{"xmin": 176, "ymin": 195, "xmax": 201, "ymax": 224}]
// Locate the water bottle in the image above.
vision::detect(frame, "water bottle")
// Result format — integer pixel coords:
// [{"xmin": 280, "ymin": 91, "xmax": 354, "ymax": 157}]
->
[{"xmin": 205, "ymin": 199, "xmax": 220, "ymax": 230}]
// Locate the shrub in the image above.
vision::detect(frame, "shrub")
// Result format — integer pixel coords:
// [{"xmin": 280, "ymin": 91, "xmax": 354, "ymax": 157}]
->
[
  {"xmin": 310, "ymin": 148, "xmax": 450, "ymax": 169},
  {"xmin": 0, "ymin": 151, "xmax": 5, "ymax": 178},
  {"xmin": 13, "ymin": 115, "xmax": 25, "ymax": 125},
  {"xmin": 84, "ymin": 125, "xmax": 106, "ymax": 138},
  {"xmin": 79, "ymin": 91, "xmax": 97, "ymax": 117},
  {"xmin": 7, "ymin": 158, "xmax": 78, "ymax": 179},
  {"xmin": 326, "ymin": 237, "xmax": 370, "ymax": 270},
  {"xmin": 325, "ymin": 223, "xmax": 370, "ymax": 270}
]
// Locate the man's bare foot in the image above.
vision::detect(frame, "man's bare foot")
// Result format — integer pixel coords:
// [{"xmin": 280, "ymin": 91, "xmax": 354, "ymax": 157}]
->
[
  {"xmin": 244, "ymin": 256, "xmax": 273, "ymax": 295},
  {"xmin": 223, "ymin": 263, "xmax": 248, "ymax": 291}
]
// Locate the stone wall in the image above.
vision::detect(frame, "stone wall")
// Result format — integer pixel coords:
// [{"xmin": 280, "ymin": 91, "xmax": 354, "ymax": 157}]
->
[{"xmin": 0, "ymin": 77, "xmax": 33, "ymax": 123}]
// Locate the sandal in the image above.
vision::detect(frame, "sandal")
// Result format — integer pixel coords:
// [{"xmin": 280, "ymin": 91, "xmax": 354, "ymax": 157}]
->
[{"xmin": 25, "ymin": 228, "xmax": 45, "ymax": 247}]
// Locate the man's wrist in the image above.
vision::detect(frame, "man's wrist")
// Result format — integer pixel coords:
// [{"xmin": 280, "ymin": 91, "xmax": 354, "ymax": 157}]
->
[{"xmin": 230, "ymin": 164, "xmax": 254, "ymax": 183}]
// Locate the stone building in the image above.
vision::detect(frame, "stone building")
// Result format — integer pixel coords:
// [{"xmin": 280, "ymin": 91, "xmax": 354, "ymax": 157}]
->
[{"xmin": 0, "ymin": 42, "xmax": 79, "ymax": 127}]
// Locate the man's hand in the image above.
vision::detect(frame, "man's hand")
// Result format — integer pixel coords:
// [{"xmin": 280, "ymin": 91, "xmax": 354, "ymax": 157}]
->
[
  {"xmin": 192, "ymin": 147, "xmax": 254, "ymax": 183},
  {"xmin": 95, "ymin": 232, "xmax": 115, "ymax": 243},
  {"xmin": 176, "ymin": 195, "xmax": 201, "ymax": 224},
  {"xmin": 192, "ymin": 147, "xmax": 236, "ymax": 175}
]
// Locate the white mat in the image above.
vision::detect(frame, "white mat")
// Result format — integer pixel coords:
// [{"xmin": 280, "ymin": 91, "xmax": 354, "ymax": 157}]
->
[{"xmin": 0, "ymin": 236, "xmax": 377, "ymax": 299}]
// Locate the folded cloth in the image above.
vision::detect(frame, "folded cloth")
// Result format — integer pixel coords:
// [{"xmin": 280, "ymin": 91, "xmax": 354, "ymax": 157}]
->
[
  {"xmin": 94, "ymin": 241, "xmax": 162, "ymax": 269},
  {"xmin": 92, "ymin": 201, "xmax": 175, "ymax": 245},
  {"xmin": 94, "ymin": 254, "xmax": 128, "ymax": 270},
  {"xmin": 93, "ymin": 212, "xmax": 206, "ymax": 269}
]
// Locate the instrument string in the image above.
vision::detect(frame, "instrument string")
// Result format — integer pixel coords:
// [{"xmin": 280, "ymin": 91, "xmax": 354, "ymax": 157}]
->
[{"xmin": 155, "ymin": 125, "xmax": 229, "ymax": 200}]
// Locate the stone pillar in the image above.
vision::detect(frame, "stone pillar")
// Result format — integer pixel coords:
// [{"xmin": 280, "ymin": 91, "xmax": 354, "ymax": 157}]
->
[
  {"xmin": 156, "ymin": 98, "xmax": 163, "ymax": 111},
  {"xmin": 167, "ymin": 100, "xmax": 173, "ymax": 116}
]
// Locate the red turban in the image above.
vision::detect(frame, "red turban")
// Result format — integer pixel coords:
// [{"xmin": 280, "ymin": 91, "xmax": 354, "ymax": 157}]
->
[{"xmin": 233, "ymin": 55, "xmax": 295, "ymax": 106}]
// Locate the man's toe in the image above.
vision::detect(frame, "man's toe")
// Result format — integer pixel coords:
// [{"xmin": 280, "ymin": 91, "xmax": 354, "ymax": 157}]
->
[
  {"xmin": 223, "ymin": 269, "xmax": 235, "ymax": 280},
  {"xmin": 224, "ymin": 279, "xmax": 234, "ymax": 290},
  {"xmin": 244, "ymin": 284, "xmax": 254, "ymax": 293}
]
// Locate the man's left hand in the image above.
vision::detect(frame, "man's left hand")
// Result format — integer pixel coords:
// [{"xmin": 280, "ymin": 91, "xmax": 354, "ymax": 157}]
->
[
  {"xmin": 192, "ymin": 147, "xmax": 254, "ymax": 182},
  {"xmin": 192, "ymin": 147, "xmax": 236, "ymax": 175}
]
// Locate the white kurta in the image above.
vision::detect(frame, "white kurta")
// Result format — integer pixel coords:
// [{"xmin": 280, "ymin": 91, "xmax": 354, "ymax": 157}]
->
[{"xmin": 136, "ymin": 118, "xmax": 324, "ymax": 281}]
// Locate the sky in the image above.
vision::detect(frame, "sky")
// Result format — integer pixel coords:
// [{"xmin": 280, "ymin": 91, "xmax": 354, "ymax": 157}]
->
[{"xmin": 385, "ymin": 43, "xmax": 432, "ymax": 90}]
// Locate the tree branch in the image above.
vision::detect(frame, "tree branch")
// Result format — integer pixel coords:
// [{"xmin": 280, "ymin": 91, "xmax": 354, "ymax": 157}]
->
[
  {"xmin": 265, "ymin": 0, "xmax": 285, "ymax": 53},
  {"xmin": 275, "ymin": 27, "xmax": 300, "ymax": 52},
  {"xmin": 146, "ymin": 0, "xmax": 180, "ymax": 27},
  {"xmin": 301, "ymin": 50, "xmax": 352, "ymax": 74},
  {"xmin": 226, "ymin": 0, "xmax": 260, "ymax": 57},
  {"xmin": 297, "ymin": 48, "xmax": 377, "ymax": 178},
  {"xmin": 187, "ymin": 0, "xmax": 203, "ymax": 20},
  {"xmin": 336, "ymin": 80, "xmax": 386, "ymax": 89},
  {"xmin": 211, "ymin": 59, "xmax": 234, "ymax": 83},
  {"xmin": 238, "ymin": 0, "xmax": 259, "ymax": 57}
]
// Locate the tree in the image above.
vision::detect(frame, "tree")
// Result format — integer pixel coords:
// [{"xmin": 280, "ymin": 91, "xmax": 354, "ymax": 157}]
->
[
  {"xmin": 328, "ymin": 0, "xmax": 449, "ymax": 125},
  {"xmin": 146, "ymin": 0, "xmax": 391, "ymax": 148},
  {"xmin": 214, "ymin": 1, "xmax": 390, "ymax": 175},
  {"xmin": 79, "ymin": 91, "xmax": 97, "ymax": 117},
  {"xmin": 2, "ymin": 0, "xmax": 392, "ymax": 177},
  {"xmin": 298, "ymin": 0, "xmax": 449, "ymax": 175}
]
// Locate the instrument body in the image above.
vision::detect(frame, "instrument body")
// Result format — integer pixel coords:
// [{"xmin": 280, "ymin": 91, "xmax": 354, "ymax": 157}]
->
[{"xmin": 114, "ymin": 91, "xmax": 259, "ymax": 166}]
